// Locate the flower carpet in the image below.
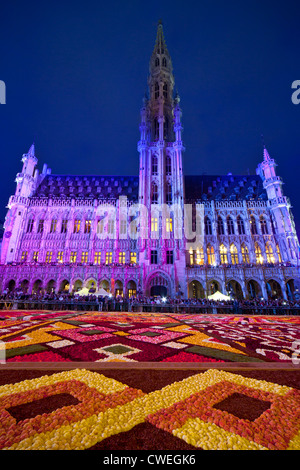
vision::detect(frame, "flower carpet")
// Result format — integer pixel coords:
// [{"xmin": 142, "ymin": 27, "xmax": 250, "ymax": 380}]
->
[
  {"xmin": 0, "ymin": 311, "xmax": 299, "ymax": 363},
  {"xmin": 0, "ymin": 367, "xmax": 299, "ymax": 450}
]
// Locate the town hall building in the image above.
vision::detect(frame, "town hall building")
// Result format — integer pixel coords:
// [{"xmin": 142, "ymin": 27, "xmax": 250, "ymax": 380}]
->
[{"xmin": 0, "ymin": 22, "xmax": 299, "ymax": 301}]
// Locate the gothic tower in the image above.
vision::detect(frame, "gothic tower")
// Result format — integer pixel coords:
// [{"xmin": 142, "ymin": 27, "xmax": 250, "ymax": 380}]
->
[
  {"xmin": 256, "ymin": 144, "xmax": 299, "ymax": 264},
  {"xmin": 138, "ymin": 21, "xmax": 186, "ymax": 296}
]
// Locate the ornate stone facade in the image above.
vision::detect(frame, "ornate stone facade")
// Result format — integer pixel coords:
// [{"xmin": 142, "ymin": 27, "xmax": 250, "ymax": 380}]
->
[{"xmin": 0, "ymin": 22, "xmax": 299, "ymax": 300}]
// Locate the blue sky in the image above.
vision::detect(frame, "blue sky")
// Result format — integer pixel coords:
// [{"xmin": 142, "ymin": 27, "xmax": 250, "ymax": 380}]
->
[{"xmin": 0, "ymin": 0, "xmax": 299, "ymax": 233}]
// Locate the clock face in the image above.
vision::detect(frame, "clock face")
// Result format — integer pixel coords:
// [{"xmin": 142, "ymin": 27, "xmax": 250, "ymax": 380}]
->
[{"xmin": 5, "ymin": 231, "xmax": 11, "ymax": 238}]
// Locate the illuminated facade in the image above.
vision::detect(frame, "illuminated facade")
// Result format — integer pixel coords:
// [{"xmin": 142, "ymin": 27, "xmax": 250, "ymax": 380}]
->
[{"xmin": 0, "ymin": 22, "xmax": 299, "ymax": 300}]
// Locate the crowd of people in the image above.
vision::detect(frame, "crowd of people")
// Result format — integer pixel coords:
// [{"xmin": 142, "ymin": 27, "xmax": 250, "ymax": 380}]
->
[{"xmin": 0, "ymin": 288, "xmax": 299, "ymax": 314}]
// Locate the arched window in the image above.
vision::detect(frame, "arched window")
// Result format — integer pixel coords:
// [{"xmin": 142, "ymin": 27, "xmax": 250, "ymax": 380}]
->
[
  {"xmin": 220, "ymin": 244, "xmax": 228, "ymax": 264},
  {"xmin": 227, "ymin": 217, "xmax": 235, "ymax": 235},
  {"xmin": 207, "ymin": 245, "xmax": 215, "ymax": 265},
  {"xmin": 265, "ymin": 242, "xmax": 275, "ymax": 263},
  {"xmin": 260, "ymin": 217, "xmax": 268, "ymax": 234},
  {"xmin": 237, "ymin": 216, "xmax": 245, "ymax": 235},
  {"xmin": 164, "ymin": 116, "xmax": 169, "ymax": 140},
  {"xmin": 166, "ymin": 183, "xmax": 172, "ymax": 204},
  {"xmin": 255, "ymin": 242, "xmax": 263, "ymax": 264},
  {"xmin": 195, "ymin": 246, "xmax": 204, "ymax": 265},
  {"xmin": 250, "ymin": 216, "xmax": 258, "ymax": 235},
  {"xmin": 163, "ymin": 82, "xmax": 168, "ymax": 99},
  {"xmin": 151, "ymin": 183, "xmax": 158, "ymax": 203},
  {"xmin": 162, "ymin": 57, "xmax": 167, "ymax": 67},
  {"xmin": 241, "ymin": 244, "xmax": 250, "ymax": 263},
  {"xmin": 152, "ymin": 155, "xmax": 158, "ymax": 174},
  {"xmin": 189, "ymin": 247, "xmax": 194, "ymax": 265},
  {"xmin": 276, "ymin": 244, "xmax": 282, "ymax": 263},
  {"xmin": 230, "ymin": 244, "xmax": 239, "ymax": 264},
  {"xmin": 153, "ymin": 118, "xmax": 159, "ymax": 140},
  {"xmin": 165, "ymin": 155, "xmax": 171, "ymax": 175},
  {"xmin": 205, "ymin": 217, "xmax": 212, "ymax": 235},
  {"xmin": 217, "ymin": 217, "xmax": 224, "ymax": 235},
  {"xmin": 154, "ymin": 82, "xmax": 159, "ymax": 99},
  {"xmin": 155, "ymin": 57, "xmax": 159, "ymax": 67}
]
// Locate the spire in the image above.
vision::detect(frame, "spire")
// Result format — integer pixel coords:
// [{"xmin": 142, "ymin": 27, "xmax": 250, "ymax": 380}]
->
[
  {"xmin": 27, "ymin": 143, "xmax": 35, "ymax": 158},
  {"xmin": 261, "ymin": 136, "xmax": 271, "ymax": 163},
  {"xmin": 154, "ymin": 20, "xmax": 168, "ymax": 54}
]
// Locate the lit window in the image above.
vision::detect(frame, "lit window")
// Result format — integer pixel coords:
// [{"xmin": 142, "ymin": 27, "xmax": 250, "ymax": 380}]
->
[
  {"xmin": 73, "ymin": 219, "xmax": 81, "ymax": 233},
  {"xmin": 195, "ymin": 247, "xmax": 204, "ymax": 265},
  {"xmin": 57, "ymin": 251, "xmax": 64, "ymax": 263},
  {"xmin": 276, "ymin": 244, "xmax": 282, "ymax": 263},
  {"xmin": 189, "ymin": 247, "xmax": 194, "ymax": 265},
  {"xmin": 32, "ymin": 251, "xmax": 39, "ymax": 262},
  {"xmin": 84, "ymin": 220, "xmax": 91, "ymax": 233},
  {"xmin": 166, "ymin": 217, "xmax": 173, "ymax": 232},
  {"xmin": 118, "ymin": 251, "xmax": 125, "ymax": 264},
  {"xmin": 207, "ymin": 245, "xmax": 215, "ymax": 265},
  {"xmin": 241, "ymin": 244, "xmax": 249, "ymax": 263},
  {"xmin": 105, "ymin": 252, "xmax": 112, "ymax": 265},
  {"xmin": 230, "ymin": 244, "xmax": 239, "ymax": 264},
  {"xmin": 50, "ymin": 219, "xmax": 57, "ymax": 233},
  {"xmin": 220, "ymin": 244, "xmax": 228, "ymax": 264},
  {"xmin": 81, "ymin": 251, "xmax": 88, "ymax": 263},
  {"xmin": 21, "ymin": 251, "xmax": 28, "ymax": 262},
  {"xmin": 45, "ymin": 251, "xmax": 52, "ymax": 263},
  {"xmin": 70, "ymin": 251, "xmax": 77, "ymax": 263},
  {"xmin": 94, "ymin": 251, "xmax": 101, "ymax": 264},
  {"xmin": 151, "ymin": 217, "xmax": 158, "ymax": 232},
  {"xmin": 255, "ymin": 243, "xmax": 263, "ymax": 264},
  {"xmin": 265, "ymin": 243, "xmax": 275, "ymax": 263},
  {"xmin": 130, "ymin": 252, "xmax": 137, "ymax": 264}
]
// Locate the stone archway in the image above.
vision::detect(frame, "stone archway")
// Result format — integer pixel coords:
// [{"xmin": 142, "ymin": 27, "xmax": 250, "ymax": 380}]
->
[
  {"xmin": 266, "ymin": 279, "xmax": 283, "ymax": 299},
  {"xmin": 20, "ymin": 279, "xmax": 30, "ymax": 294},
  {"xmin": 126, "ymin": 280, "xmax": 137, "ymax": 298},
  {"xmin": 115, "ymin": 280, "xmax": 123, "ymax": 297},
  {"xmin": 73, "ymin": 279, "xmax": 83, "ymax": 292},
  {"xmin": 32, "ymin": 279, "xmax": 43, "ymax": 294},
  {"xmin": 286, "ymin": 279, "xmax": 295, "ymax": 300},
  {"xmin": 59, "ymin": 279, "xmax": 70, "ymax": 293},
  {"xmin": 147, "ymin": 272, "xmax": 170, "ymax": 297},
  {"xmin": 226, "ymin": 279, "xmax": 244, "ymax": 300},
  {"xmin": 208, "ymin": 280, "xmax": 221, "ymax": 296},
  {"xmin": 247, "ymin": 279, "xmax": 262, "ymax": 299},
  {"xmin": 99, "ymin": 279, "xmax": 110, "ymax": 293},
  {"xmin": 188, "ymin": 280, "xmax": 205, "ymax": 299},
  {"xmin": 46, "ymin": 279, "xmax": 56, "ymax": 293}
]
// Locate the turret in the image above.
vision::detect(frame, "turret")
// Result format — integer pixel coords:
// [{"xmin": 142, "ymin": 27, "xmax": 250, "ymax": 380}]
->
[{"xmin": 256, "ymin": 143, "xmax": 300, "ymax": 264}]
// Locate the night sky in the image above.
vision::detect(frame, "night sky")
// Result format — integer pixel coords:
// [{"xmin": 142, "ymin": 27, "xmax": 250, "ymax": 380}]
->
[{"xmin": 0, "ymin": 0, "xmax": 299, "ymax": 235}]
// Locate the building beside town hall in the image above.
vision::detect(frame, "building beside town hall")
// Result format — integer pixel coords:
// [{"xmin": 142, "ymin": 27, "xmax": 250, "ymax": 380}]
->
[{"xmin": 0, "ymin": 22, "xmax": 299, "ymax": 300}]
